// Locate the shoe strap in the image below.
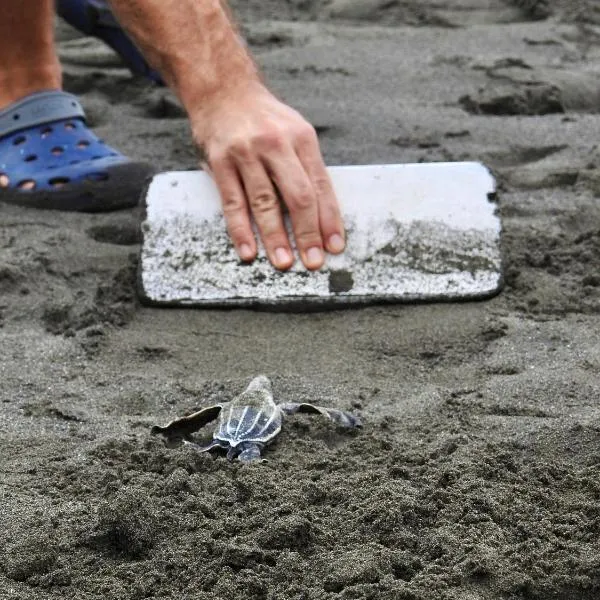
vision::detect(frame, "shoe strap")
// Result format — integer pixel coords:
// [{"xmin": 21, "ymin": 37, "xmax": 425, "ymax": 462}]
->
[
  {"xmin": 87, "ymin": 0, "xmax": 120, "ymax": 28},
  {"xmin": 0, "ymin": 91, "xmax": 86, "ymax": 139}
]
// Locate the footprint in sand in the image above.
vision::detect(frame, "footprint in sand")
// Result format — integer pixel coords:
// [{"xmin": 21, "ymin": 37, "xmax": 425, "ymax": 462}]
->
[
  {"xmin": 0, "ymin": 263, "xmax": 26, "ymax": 295},
  {"xmin": 484, "ymin": 144, "xmax": 580, "ymax": 190},
  {"xmin": 325, "ymin": 0, "xmax": 455, "ymax": 26},
  {"xmin": 87, "ymin": 222, "xmax": 141, "ymax": 246},
  {"xmin": 62, "ymin": 69, "xmax": 146, "ymax": 105},
  {"xmin": 459, "ymin": 83, "xmax": 564, "ymax": 116},
  {"xmin": 459, "ymin": 58, "xmax": 600, "ymax": 116},
  {"xmin": 135, "ymin": 90, "xmax": 186, "ymax": 120},
  {"xmin": 503, "ymin": 0, "xmax": 552, "ymax": 21},
  {"xmin": 58, "ymin": 37, "xmax": 124, "ymax": 69},
  {"xmin": 485, "ymin": 145, "xmax": 568, "ymax": 168},
  {"xmin": 243, "ymin": 25, "xmax": 307, "ymax": 50},
  {"xmin": 326, "ymin": 0, "xmax": 556, "ymax": 26}
]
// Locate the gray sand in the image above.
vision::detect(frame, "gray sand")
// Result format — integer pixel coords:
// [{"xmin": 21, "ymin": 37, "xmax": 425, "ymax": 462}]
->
[{"xmin": 1, "ymin": 1, "xmax": 600, "ymax": 598}]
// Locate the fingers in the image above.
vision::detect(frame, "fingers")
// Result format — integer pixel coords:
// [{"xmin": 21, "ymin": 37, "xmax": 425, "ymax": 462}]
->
[
  {"xmin": 232, "ymin": 149, "xmax": 295, "ymax": 270},
  {"xmin": 210, "ymin": 156, "xmax": 256, "ymax": 263},
  {"xmin": 295, "ymin": 127, "xmax": 345, "ymax": 256},
  {"xmin": 265, "ymin": 149, "xmax": 325, "ymax": 270}
]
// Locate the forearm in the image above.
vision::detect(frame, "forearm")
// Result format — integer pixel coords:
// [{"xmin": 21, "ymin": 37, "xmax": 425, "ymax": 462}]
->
[{"xmin": 108, "ymin": 0, "xmax": 260, "ymax": 113}]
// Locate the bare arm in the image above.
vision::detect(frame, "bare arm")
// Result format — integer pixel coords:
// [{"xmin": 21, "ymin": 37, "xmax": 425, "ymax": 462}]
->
[
  {"xmin": 107, "ymin": 0, "xmax": 256, "ymax": 111},
  {"xmin": 108, "ymin": 0, "xmax": 346, "ymax": 270}
]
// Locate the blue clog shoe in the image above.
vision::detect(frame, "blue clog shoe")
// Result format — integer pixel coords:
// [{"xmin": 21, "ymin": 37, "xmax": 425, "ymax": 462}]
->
[{"xmin": 0, "ymin": 91, "xmax": 154, "ymax": 211}]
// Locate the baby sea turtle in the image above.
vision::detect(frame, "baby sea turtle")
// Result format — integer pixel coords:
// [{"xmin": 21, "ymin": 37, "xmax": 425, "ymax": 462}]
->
[{"xmin": 151, "ymin": 375, "xmax": 361, "ymax": 462}]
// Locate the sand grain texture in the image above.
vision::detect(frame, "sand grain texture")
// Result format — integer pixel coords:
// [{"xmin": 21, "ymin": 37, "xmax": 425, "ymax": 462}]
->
[{"xmin": 1, "ymin": 1, "xmax": 600, "ymax": 599}]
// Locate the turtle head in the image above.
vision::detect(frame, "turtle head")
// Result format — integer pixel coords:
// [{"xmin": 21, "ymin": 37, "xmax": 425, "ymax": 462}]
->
[{"xmin": 245, "ymin": 375, "xmax": 272, "ymax": 394}]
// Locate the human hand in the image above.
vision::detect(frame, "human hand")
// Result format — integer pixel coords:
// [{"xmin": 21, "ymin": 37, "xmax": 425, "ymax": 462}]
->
[{"xmin": 190, "ymin": 81, "xmax": 345, "ymax": 270}]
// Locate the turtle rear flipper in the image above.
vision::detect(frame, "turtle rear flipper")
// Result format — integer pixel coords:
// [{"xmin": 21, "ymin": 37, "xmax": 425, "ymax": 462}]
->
[
  {"xmin": 151, "ymin": 405, "xmax": 223, "ymax": 439},
  {"xmin": 279, "ymin": 403, "xmax": 361, "ymax": 428},
  {"xmin": 225, "ymin": 442, "xmax": 265, "ymax": 462},
  {"xmin": 237, "ymin": 443, "xmax": 264, "ymax": 462},
  {"xmin": 183, "ymin": 438, "xmax": 228, "ymax": 454}
]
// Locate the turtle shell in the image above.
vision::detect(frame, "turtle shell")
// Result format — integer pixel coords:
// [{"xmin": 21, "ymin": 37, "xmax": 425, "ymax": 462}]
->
[{"xmin": 214, "ymin": 376, "xmax": 282, "ymax": 447}]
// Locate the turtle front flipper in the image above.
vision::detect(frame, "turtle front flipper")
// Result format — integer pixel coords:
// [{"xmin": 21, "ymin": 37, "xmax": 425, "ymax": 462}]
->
[
  {"xmin": 151, "ymin": 405, "xmax": 223, "ymax": 439},
  {"xmin": 279, "ymin": 403, "xmax": 362, "ymax": 428}
]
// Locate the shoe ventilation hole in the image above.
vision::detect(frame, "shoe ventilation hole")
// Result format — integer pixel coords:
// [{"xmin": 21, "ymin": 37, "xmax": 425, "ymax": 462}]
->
[
  {"xmin": 13, "ymin": 135, "xmax": 26, "ymax": 145},
  {"xmin": 17, "ymin": 179, "xmax": 35, "ymax": 190},
  {"xmin": 77, "ymin": 140, "xmax": 90, "ymax": 149},
  {"xmin": 24, "ymin": 154, "xmax": 37, "ymax": 162},
  {"xmin": 49, "ymin": 177, "xmax": 70, "ymax": 188}
]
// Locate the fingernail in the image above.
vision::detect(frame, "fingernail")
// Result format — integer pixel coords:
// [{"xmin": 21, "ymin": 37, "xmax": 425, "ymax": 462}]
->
[
  {"xmin": 328, "ymin": 233, "xmax": 345, "ymax": 253},
  {"xmin": 239, "ymin": 243, "xmax": 253, "ymax": 262},
  {"xmin": 306, "ymin": 247, "xmax": 323, "ymax": 267},
  {"xmin": 275, "ymin": 247, "xmax": 292, "ymax": 267}
]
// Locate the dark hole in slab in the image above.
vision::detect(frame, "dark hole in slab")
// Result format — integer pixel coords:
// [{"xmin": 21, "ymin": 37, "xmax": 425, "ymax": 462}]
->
[{"xmin": 328, "ymin": 270, "xmax": 354, "ymax": 293}]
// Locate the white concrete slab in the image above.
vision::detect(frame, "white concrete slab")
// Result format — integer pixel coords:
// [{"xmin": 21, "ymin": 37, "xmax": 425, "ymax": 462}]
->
[{"xmin": 138, "ymin": 162, "xmax": 502, "ymax": 308}]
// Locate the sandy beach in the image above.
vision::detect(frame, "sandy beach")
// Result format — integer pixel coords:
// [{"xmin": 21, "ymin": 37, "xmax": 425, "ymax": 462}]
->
[{"xmin": 1, "ymin": 1, "xmax": 600, "ymax": 598}]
